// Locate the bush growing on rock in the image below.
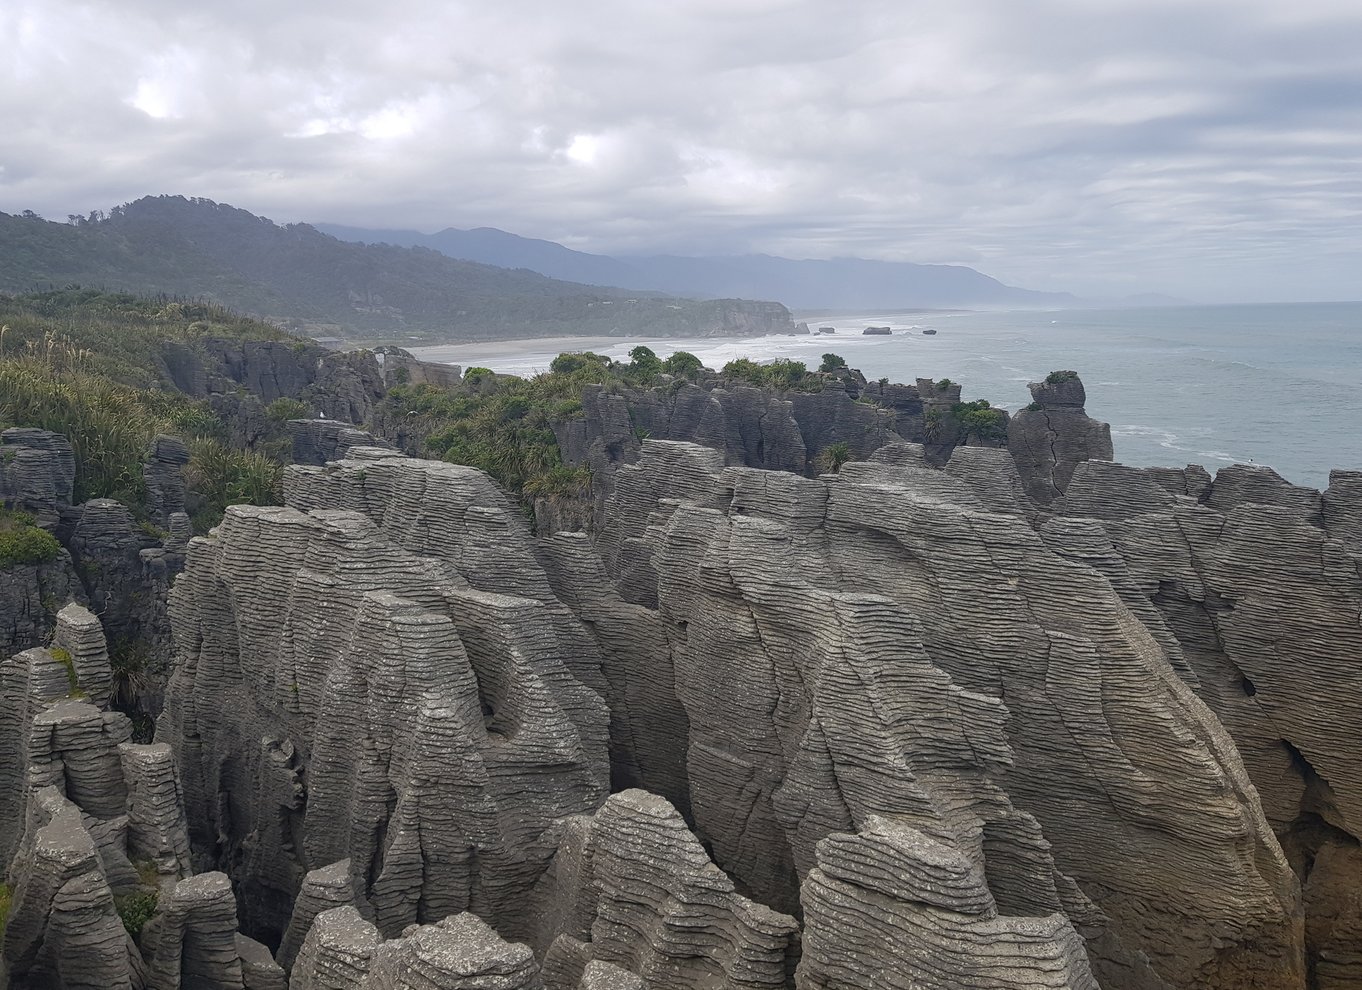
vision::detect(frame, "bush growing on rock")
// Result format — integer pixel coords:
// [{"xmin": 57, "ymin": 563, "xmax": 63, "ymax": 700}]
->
[
  {"xmin": 1045, "ymin": 369, "xmax": 1080, "ymax": 384},
  {"xmin": 817, "ymin": 441, "xmax": 853, "ymax": 473},
  {"xmin": 819, "ymin": 353, "xmax": 847, "ymax": 372},
  {"xmin": 663, "ymin": 350, "xmax": 703, "ymax": 378},
  {"xmin": 0, "ymin": 508, "xmax": 62, "ymax": 567}
]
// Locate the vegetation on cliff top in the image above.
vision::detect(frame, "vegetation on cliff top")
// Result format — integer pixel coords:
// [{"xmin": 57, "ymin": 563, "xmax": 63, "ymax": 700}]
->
[
  {"xmin": 381, "ymin": 346, "xmax": 843, "ymax": 498},
  {"xmin": 0, "ymin": 508, "xmax": 61, "ymax": 567},
  {"xmin": 0, "ymin": 289, "xmax": 289, "ymax": 519}
]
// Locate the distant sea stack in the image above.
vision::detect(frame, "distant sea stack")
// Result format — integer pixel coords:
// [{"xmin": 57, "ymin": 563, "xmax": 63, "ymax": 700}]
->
[{"xmin": 863, "ymin": 325, "xmax": 892, "ymax": 334}]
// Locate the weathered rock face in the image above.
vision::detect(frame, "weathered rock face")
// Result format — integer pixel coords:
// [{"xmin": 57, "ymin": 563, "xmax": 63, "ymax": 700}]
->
[
  {"xmin": 373, "ymin": 347, "xmax": 463, "ymax": 389},
  {"xmin": 287, "ymin": 419, "xmax": 393, "ymax": 466},
  {"xmin": 1007, "ymin": 375, "xmax": 1113, "ymax": 506},
  {"xmin": 1053, "ymin": 456, "xmax": 1362, "ymax": 985},
  {"xmin": 162, "ymin": 452, "xmax": 611, "ymax": 945},
  {"xmin": 290, "ymin": 906, "xmax": 541, "ymax": 990},
  {"xmin": 163, "ymin": 338, "xmax": 386, "ymax": 424},
  {"xmin": 528, "ymin": 789, "xmax": 800, "ymax": 990},
  {"xmin": 1, "ymin": 427, "xmax": 76, "ymax": 522},
  {"xmin": 799, "ymin": 818, "xmax": 1098, "ymax": 990},
  {"xmin": 143, "ymin": 435, "xmax": 190, "ymax": 529},
  {"xmin": 585, "ymin": 440, "xmax": 1302, "ymax": 989}
]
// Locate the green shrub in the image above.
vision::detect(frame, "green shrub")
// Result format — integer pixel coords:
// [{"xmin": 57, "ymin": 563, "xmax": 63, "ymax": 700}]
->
[
  {"xmin": 817, "ymin": 441, "xmax": 853, "ymax": 474},
  {"xmin": 1026, "ymin": 401, "xmax": 1043, "ymax": 411},
  {"xmin": 0, "ymin": 509, "xmax": 62, "ymax": 567},
  {"xmin": 934, "ymin": 378, "xmax": 955, "ymax": 388},
  {"xmin": 0, "ymin": 882, "xmax": 11, "ymax": 940},
  {"xmin": 549, "ymin": 352, "xmax": 610, "ymax": 376},
  {"xmin": 662, "ymin": 351, "xmax": 703, "ymax": 377},
  {"xmin": 951, "ymin": 399, "xmax": 1006, "ymax": 440},
  {"xmin": 522, "ymin": 466, "xmax": 592, "ymax": 499},
  {"xmin": 185, "ymin": 438, "xmax": 284, "ymax": 532},
  {"xmin": 1045, "ymin": 370, "xmax": 1080, "ymax": 384},
  {"xmin": 115, "ymin": 888, "xmax": 159, "ymax": 940},
  {"xmin": 819, "ymin": 353, "xmax": 847, "ymax": 372},
  {"xmin": 464, "ymin": 366, "xmax": 493, "ymax": 379},
  {"xmin": 265, "ymin": 397, "xmax": 309, "ymax": 422}
]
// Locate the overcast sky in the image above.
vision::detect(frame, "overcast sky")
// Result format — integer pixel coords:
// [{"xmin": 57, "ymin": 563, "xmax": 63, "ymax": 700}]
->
[{"xmin": 3, "ymin": 0, "xmax": 1360, "ymax": 302}]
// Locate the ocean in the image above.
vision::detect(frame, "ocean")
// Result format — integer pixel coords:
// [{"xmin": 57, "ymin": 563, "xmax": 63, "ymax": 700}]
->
[{"xmin": 409, "ymin": 302, "xmax": 1362, "ymax": 490}]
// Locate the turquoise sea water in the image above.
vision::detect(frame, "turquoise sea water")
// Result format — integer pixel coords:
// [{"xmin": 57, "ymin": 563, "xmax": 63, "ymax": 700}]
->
[{"xmin": 412, "ymin": 302, "xmax": 1362, "ymax": 490}]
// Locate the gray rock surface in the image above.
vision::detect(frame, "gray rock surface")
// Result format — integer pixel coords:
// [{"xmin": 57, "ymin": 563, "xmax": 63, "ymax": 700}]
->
[
  {"xmin": 163, "ymin": 454, "xmax": 609, "ymax": 944},
  {"xmin": 1055, "ymin": 455, "xmax": 1362, "ymax": 985},
  {"xmin": 278, "ymin": 860, "xmax": 355, "ymax": 974},
  {"xmin": 799, "ymin": 817, "xmax": 1098, "ymax": 989},
  {"xmin": 529, "ymin": 790, "xmax": 799, "ymax": 990},
  {"xmin": 2, "ymin": 789, "xmax": 134, "ymax": 990},
  {"xmin": 143, "ymin": 435, "xmax": 191, "ymax": 529},
  {"xmin": 588, "ymin": 440, "xmax": 1301, "ymax": 989},
  {"xmin": 54, "ymin": 602, "xmax": 114, "ymax": 709},
  {"xmin": 143, "ymin": 871, "xmax": 246, "ymax": 990},
  {"xmin": 1, "ymin": 427, "xmax": 76, "ymax": 521},
  {"xmin": 1007, "ymin": 375, "xmax": 1113, "ymax": 506}
]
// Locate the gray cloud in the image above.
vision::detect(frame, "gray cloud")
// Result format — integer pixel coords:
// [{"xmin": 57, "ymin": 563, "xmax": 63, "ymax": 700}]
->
[{"xmin": 3, "ymin": 0, "xmax": 1361, "ymax": 301}]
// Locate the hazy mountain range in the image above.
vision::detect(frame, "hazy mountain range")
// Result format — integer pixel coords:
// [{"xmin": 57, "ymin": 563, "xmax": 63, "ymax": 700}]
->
[
  {"xmin": 0, "ymin": 197, "xmax": 796, "ymax": 341},
  {"xmin": 316, "ymin": 222, "xmax": 1080, "ymax": 310}
]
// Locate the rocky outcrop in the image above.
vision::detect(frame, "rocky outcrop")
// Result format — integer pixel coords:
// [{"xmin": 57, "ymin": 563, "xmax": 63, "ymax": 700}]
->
[
  {"xmin": 290, "ymin": 907, "xmax": 541, "ymax": 990},
  {"xmin": 2, "ymin": 788, "xmax": 135, "ymax": 990},
  {"xmin": 799, "ymin": 818, "xmax": 1098, "ymax": 989},
  {"xmin": 528, "ymin": 789, "xmax": 800, "ymax": 989},
  {"xmin": 165, "ymin": 339, "xmax": 386, "ymax": 425},
  {"xmin": 163, "ymin": 452, "xmax": 610, "ymax": 944},
  {"xmin": 287, "ymin": 419, "xmax": 393, "ymax": 466},
  {"xmin": 587, "ymin": 440, "xmax": 1302, "ymax": 989},
  {"xmin": 1, "ymin": 427, "xmax": 76, "ymax": 522},
  {"xmin": 54, "ymin": 602, "xmax": 114, "ymax": 709},
  {"xmin": 1052, "ymin": 456, "xmax": 1362, "ymax": 985},
  {"xmin": 1006, "ymin": 375, "xmax": 1113, "ymax": 507},
  {"xmin": 143, "ymin": 435, "xmax": 191, "ymax": 529},
  {"xmin": 373, "ymin": 346, "xmax": 462, "ymax": 389}
]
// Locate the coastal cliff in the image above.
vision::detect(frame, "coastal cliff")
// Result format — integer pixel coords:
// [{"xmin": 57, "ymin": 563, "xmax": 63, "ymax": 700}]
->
[{"xmin": 4, "ymin": 369, "xmax": 1361, "ymax": 989}]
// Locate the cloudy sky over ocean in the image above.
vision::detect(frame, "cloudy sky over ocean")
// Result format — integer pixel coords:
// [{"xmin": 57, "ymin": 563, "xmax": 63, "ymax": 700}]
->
[{"xmin": 3, "ymin": 0, "xmax": 1360, "ymax": 301}]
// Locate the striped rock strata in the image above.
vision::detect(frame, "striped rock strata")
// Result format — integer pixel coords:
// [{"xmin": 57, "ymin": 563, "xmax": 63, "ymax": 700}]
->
[
  {"xmin": 1052, "ymin": 458, "xmax": 1362, "ymax": 987},
  {"xmin": 528, "ymin": 789, "xmax": 800, "ymax": 989},
  {"xmin": 290, "ymin": 906, "xmax": 541, "ymax": 990},
  {"xmin": 582, "ymin": 440, "xmax": 1302, "ymax": 990},
  {"xmin": 162, "ymin": 452, "xmax": 610, "ymax": 945}
]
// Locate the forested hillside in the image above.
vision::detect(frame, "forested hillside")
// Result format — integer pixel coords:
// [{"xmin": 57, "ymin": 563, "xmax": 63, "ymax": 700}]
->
[{"xmin": 0, "ymin": 197, "xmax": 796, "ymax": 341}]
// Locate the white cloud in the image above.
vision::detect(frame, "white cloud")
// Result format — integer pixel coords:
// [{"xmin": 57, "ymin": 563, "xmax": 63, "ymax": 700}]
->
[{"xmin": 1, "ymin": 0, "xmax": 1361, "ymax": 300}]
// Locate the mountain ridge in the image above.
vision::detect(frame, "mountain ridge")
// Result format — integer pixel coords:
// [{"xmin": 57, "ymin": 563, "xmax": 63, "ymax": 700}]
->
[
  {"xmin": 0, "ymin": 196, "xmax": 797, "ymax": 342},
  {"xmin": 315, "ymin": 220, "xmax": 1079, "ymax": 309}
]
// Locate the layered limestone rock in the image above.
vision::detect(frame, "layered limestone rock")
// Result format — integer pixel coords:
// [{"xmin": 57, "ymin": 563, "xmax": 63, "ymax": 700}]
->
[
  {"xmin": 119, "ymin": 742, "xmax": 194, "ymax": 882},
  {"xmin": 54, "ymin": 601, "xmax": 114, "ymax": 709},
  {"xmin": 1007, "ymin": 374, "xmax": 1113, "ymax": 507},
  {"xmin": 2, "ymin": 789, "xmax": 135, "ymax": 990},
  {"xmin": 528, "ymin": 790, "xmax": 800, "ymax": 989},
  {"xmin": 1, "ymin": 647, "xmax": 97, "ymax": 867},
  {"xmin": 589, "ymin": 440, "xmax": 1302, "ymax": 989},
  {"xmin": 290, "ymin": 907, "xmax": 541, "ymax": 990},
  {"xmin": 163, "ymin": 453, "xmax": 610, "ymax": 944},
  {"xmin": 288, "ymin": 419, "xmax": 393, "ymax": 466},
  {"xmin": 799, "ymin": 818, "xmax": 1098, "ymax": 989},
  {"xmin": 277, "ymin": 860, "xmax": 355, "ymax": 974},
  {"xmin": 142, "ymin": 871, "xmax": 286, "ymax": 990},
  {"xmin": 1, "ymin": 427, "xmax": 76, "ymax": 522},
  {"xmin": 143, "ymin": 435, "xmax": 191, "ymax": 529},
  {"xmin": 1054, "ymin": 456, "xmax": 1362, "ymax": 985}
]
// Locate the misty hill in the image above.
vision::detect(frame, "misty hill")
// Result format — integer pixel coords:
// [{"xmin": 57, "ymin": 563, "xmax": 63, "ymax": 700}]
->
[
  {"xmin": 0, "ymin": 197, "xmax": 796, "ymax": 341},
  {"xmin": 316, "ymin": 222, "xmax": 1077, "ymax": 309}
]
